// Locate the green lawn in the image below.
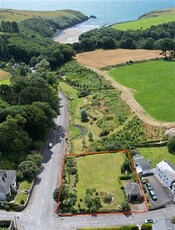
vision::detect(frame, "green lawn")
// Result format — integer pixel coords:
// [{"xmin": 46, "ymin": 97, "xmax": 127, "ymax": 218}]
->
[
  {"xmin": 20, "ymin": 180, "xmax": 32, "ymax": 191},
  {"xmin": 138, "ymin": 147, "xmax": 175, "ymax": 168},
  {"xmin": 112, "ymin": 9, "xmax": 175, "ymax": 30},
  {"xmin": 0, "ymin": 69, "xmax": 10, "ymax": 85},
  {"xmin": 109, "ymin": 60, "xmax": 175, "ymax": 122},
  {"xmin": 15, "ymin": 192, "xmax": 28, "ymax": 205},
  {"xmin": 76, "ymin": 152, "xmax": 126, "ymax": 210}
]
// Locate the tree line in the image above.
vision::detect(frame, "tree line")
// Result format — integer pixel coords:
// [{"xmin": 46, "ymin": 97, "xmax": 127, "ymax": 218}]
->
[
  {"xmin": 0, "ymin": 20, "xmax": 19, "ymax": 33},
  {"xmin": 72, "ymin": 21, "xmax": 175, "ymax": 55}
]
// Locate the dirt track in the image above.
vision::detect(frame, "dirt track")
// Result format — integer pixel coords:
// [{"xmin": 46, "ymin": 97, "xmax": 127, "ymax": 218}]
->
[
  {"xmin": 75, "ymin": 49, "xmax": 162, "ymax": 69},
  {"xmin": 75, "ymin": 49, "xmax": 175, "ymax": 129}
]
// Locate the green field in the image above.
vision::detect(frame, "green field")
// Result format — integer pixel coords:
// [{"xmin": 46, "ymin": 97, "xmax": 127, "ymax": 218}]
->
[
  {"xmin": 76, "ymin": 153, "xmax": 126, "ymax": 209},
  {"xmin": 112, "ymin": 8, "xmax": 175, "ymax": 30},
  {"xmin": 0, "ymin": 69, "xmax": 10, "ymax": 85},
  {"xmin": 138, "ymin": 147, "xmax": 175, "ymax": 168},
  {"xmin": 0, "ymin": 8, "xmax": 86, "ymax": 22},
  {"xmin": 109, "ymin": 60, "xmax": 175, "ymax": 122}
]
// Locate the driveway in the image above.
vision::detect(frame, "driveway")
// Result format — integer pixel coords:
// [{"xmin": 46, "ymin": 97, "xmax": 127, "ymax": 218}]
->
[{"xmin": 145, "ymin": 175, "xmax": 174, "ymax": 206}]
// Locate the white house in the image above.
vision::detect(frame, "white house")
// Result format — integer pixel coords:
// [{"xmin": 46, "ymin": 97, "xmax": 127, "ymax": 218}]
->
[
  {"xmin": 156, "ymin": 160, "xmax": 175, "ymax": 195},
  {"xmin": 0, "ymin": 170, "xmax": 17, "ymax": 201}
]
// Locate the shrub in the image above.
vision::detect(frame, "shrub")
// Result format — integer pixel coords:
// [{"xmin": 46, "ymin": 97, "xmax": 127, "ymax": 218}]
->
[
  {"xmin": 141, "ymin": 224, "xmax": 152, "ymax": 230},
  {"xmin": 103, "ymin": 194, "xmax": 113, "ymax": 203},
  {"xmin": 5, "ymin": 203, "xmax": 10, "ymax": 211},
  {"xmin": 119, "ymin": 175, "xmax": 132, "ymax": 180},
  {"xmin": 20, "ymin": 199, "xmax": 25, "ymax": 205}
]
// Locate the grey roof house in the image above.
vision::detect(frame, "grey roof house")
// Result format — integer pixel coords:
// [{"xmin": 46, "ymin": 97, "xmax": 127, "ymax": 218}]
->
[
  {"xmin": 152, "ymin": 219, "xmax": 175, "ymax": 230},
  {"xmin": 124, "ymin": 182, "xmax": 143, "ymax": 202},
  {"xmin": 0, "ymin": 170, "xmax": 17, "ymax": 201},
  {"xmin": 133, "ymin": 154, "xmax": 153, "ymax": 176}
]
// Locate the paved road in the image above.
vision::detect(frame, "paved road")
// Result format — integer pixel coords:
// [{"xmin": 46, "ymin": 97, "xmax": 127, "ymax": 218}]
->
[{"xmin": 0, "ymin": 90, "xmax": 175, "ymax": 229}]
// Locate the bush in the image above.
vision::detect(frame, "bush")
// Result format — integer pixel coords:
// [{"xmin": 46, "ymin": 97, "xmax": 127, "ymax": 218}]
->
[
  {"xmin": 20, "ymin": 199, "xmax": 25, "ymax": 205},
  {"xmin": 119, "ymin": 175, "xmax": 132, "ymax": 180},
  {"xmin": 141, "ymin": 224, "xmax": 152, "ymax": 230},
  {"xmin": 5, "ymin": 204, "xmax": 10, "ymax": 211},
  {"xmin": 121, "ymin": 225, "xmax": 138, "ymax": 230},
  {"xmin": 103, "ymin": 194, "xmax": 112, "ymax": 203}
]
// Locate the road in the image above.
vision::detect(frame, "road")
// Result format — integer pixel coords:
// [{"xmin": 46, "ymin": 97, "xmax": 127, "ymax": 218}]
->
[{"xmin": 0, "ymin": 90, "xmax": 175, "ymax": 229}]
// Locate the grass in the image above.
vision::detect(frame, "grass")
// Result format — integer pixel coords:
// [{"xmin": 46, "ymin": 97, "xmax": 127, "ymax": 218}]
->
[
  {"xmin": 19, "ymin": 180, "xmax": 32, "ymax": 191},
  {"xmin": 109, "ymin": 60, "xmax": 175, "ymax": 122},
  {"xmin": 112, "ymin": 8, "xmax": 175, "ymax": 30},
  {"xmin": 76, "ymin": 152, "xmax": 126, "ymax": 210},
  {"xmin": 138, "ymin": 146, "xmax": 175, "ymax": 168},
  {"xmin": 0, "ymin": 69, "xmax": 10, "ymax": 85},
  {"xmin": 14, "ymin": 192, "xmax": 28, "ymax": 205},
  {"xmin": 0, "ymin": 9, "xmax": 85, "ymax": 22}
]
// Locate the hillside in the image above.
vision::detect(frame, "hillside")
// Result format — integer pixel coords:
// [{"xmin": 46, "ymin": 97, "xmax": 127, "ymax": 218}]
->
[
  {"xmin": 112, "ymin": 8, "xmax": 175, "ymax": 30},
  {"xmin": 0, "ymin": 9, "xmax": 88, "ymax": 37}
]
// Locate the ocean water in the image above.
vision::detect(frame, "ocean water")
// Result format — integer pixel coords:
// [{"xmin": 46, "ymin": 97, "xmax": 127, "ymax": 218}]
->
[{"xmin": 1, "ymin": 0, "xmax": 175, "ymax": 27}]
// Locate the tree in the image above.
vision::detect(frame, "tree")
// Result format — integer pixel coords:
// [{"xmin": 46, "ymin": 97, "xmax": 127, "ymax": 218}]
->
[
  {"xmin": 18, "ymin": 160, "xmax": 39, "ymax": 180},
  {"xmin": 155, "ymin": 38, "xmax": 175, "ymax": 57},
  {"xmin": 53, "ymin": 188, "xmax": 59, "ymax": 202},
  {"xmin": 80, "ymin": 109, "xmax": 88, "ymax": 122},
  {"xmin": 26, "ymin": 153, "xmax": 43, "ymax": 166},
  {"xmin": 88, "ymin": 131, "xmax": 94, "ymax": 142},
  {"xmin": 167, "ymin": 137, "xmax": 175, "ymax": 154}
]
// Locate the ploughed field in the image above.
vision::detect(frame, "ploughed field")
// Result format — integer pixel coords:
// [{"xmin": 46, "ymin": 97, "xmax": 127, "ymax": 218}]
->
[
  {"xmin": 75, "ymin": 49, "xmax": 161, "ymax": 69},
  {"xmin": 109, "ymin": 60, "xmax": 175, "ymax": 122},
  {"xmin": 112, "ymin": 8, "xmax": 175, "ymax": 30}
]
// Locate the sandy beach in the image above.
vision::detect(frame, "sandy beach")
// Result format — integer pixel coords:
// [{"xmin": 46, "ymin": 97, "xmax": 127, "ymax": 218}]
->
[{"xmin": 53, "ymin": 23, "xmax": 99, "ymax": 44}]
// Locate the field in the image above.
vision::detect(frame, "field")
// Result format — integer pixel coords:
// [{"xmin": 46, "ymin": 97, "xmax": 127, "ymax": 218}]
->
[
  {"xmin": 75, "ymin": 152, "xmax": 126, "ymax": 210},
  {"xmin": 75, "ymin": 49, "xmax": 161, "ymax": 69},
  {"xmin": 112, "ymin": 8, "xmax": 175, "ymax": 30},
  {"xmin": 138, "ymin": 147, "xmax": 175, "ymax": 168},
  {"xmin": 0, "ymin": 9, "xmax": 85, "ymax": 22},
  {"xmin": 109, "ymin": 60, "xmax": 175, "ymax": 122}
]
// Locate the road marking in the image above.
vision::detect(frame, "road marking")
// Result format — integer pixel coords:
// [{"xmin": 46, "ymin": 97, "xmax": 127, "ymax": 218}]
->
[
  {"xmin": 42, "ymin": 200, "xmax": 44, "ymax": 206},
  {"xmin": 45, "ymin": 181, "xmax": 48, "ymax": 186}
]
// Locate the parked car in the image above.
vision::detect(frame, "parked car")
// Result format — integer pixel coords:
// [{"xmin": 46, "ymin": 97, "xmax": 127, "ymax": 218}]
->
[
  {"xmin": 150, "ymin": 190, "xmax": 157, "ymax": 201},
  {"xmin": 48, "ymin": 142, "xmax": 53, "ymax": 148},
  {"xmin": 145, "ymin": 218, "xmax": 156, "ymax": 224},
  {"xmin": 146, "ymin": 183, "xmax": 152, "ymax": 191}
]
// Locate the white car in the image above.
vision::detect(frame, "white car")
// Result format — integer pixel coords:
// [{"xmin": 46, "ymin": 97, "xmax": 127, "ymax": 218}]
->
[
  {"xmin": 145, "ymin": 218, "xmax": 156, "ymax": 224},
  {"xmin": 48, "ymin": 142, "xmax": 53, "ymax": 148}
]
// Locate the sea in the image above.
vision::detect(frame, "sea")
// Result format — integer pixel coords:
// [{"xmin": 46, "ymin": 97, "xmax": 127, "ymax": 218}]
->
[{"xmin": 1, "ymin": 0, "xmax": 174, "ymax": 43}]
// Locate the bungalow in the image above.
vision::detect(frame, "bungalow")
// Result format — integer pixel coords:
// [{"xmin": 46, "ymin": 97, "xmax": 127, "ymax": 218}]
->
[
  {"xmin": 133, "ymin": 154, "xmax": 153, "ymax": 176},
  {"xmin": 124, "ymin": 182, "xmax": 143, "ymax": 202},
  {"xmin": 0, "ymin": 170, "xmax": 17, "ymax": 201},
  {"xmin": 156, "ymin": 160, "xmax": 175, "ymax": 195}
]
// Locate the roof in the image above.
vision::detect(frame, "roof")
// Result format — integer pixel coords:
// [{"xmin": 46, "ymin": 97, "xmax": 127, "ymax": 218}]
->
[
  {"xmin": 0, "ymin": 170, "xmax": 16, "ymax": 194},
  {"xmin": 124, "ymin": 182, "xmax": 142, "ymax": 197},
  {"xmin": 133, "ymin": 154, "xmax": 152, "ymax": 171},
  {"xmin": 165, "ymin": 128, "xmax": 175, "ymax": 137},
  {"xmin": 157, "ymin": 160, "xmax": 175, "ymax": 182},
  {"xmin": 152, "ymin": 219, "xmax": 175, "ymax": 230}
]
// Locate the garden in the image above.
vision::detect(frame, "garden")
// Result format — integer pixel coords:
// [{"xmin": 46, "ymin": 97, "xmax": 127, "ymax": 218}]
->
[
  {"xmin": 59, "ymin": 62, "xmax": 161, "ymax": 154},
  {"xmin": 57, "ymin": 151, "xmax": 138, "ymax": 214}
]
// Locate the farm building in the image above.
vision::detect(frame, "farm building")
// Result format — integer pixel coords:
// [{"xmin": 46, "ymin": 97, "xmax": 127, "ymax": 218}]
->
[
  {"xmin": 156, "ymin": 160, "xmax": 175, "ymax": 195},
  {"xmin": 0, "ymin": 170, "xmax": 17, "ymax": 201},
  {"xmin": 133, "ymin": 154, "xmax": 153, "ymax": 176},
  {"xmin": 124, "ymin": 182, "xmax": 143, "ymax": 202}
]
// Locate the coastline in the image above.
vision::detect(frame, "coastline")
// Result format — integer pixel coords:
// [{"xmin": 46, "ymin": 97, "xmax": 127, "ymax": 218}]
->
[{"xmin": 53, "ymin": 22, "xmax": 99, "ymax": 44}]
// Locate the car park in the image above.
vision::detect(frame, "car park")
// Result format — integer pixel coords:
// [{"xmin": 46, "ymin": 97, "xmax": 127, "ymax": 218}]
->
[{"xmin": 145, "ymin": 219, "xmax": 156, "ymax": 224}]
